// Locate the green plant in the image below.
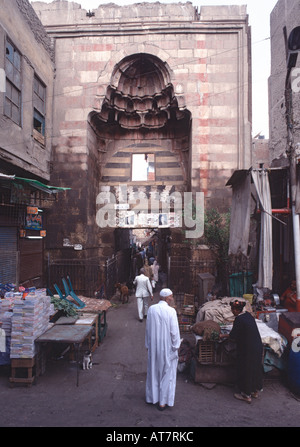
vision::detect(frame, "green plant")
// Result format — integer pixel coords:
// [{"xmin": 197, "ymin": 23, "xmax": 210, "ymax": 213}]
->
[
  {"xmin": 50, "ymin": 296, "xmax": 78, "ymax": 317},
  {"xmin": 204, "ymin": 208, "xmax": 231, "ymax": 295}
]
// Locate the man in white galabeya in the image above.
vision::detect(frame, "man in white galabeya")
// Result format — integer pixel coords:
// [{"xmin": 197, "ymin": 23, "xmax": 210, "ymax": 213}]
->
[
  {"xmin": 145, "ymin": 288, "xmax": 181, "ymax": 411},
  {"xmin": 133, "ymin": 268, "xmax": 153, "ymax": 322}
]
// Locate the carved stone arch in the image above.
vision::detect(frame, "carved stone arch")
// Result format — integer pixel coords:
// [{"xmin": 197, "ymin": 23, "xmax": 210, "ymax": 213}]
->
[
  {"xmin": 96, "ymin": 43, "xmax": 172, "ymax": 85},
  {"xmin": 93, "ymin": 52, "xmax": 190, "ymax": 131},
  {"xmin": 110, "ymin": 53, "xmax": 171, "ymax": 91}
]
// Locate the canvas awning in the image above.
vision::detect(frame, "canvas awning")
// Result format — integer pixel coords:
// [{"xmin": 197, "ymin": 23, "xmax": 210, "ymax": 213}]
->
[
  {"xmin": 14, "ymin": 177, "xmax": 70, "ymax": 194},
  {"xmin": 0, "ymin": 173, "xmax": 70, "ymax": 194}
]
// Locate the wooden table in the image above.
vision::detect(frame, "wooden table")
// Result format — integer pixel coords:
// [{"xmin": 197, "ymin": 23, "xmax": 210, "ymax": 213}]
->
[
  {"xmin": 78, "ymin": 297, "xmax": 111, "ymax": 343},
  {"xmin": 75, "ymin": 313, "xmax": 98, "ymax": 352},
  {"xmin": 35, "ymin": 324, "xmax": 93, "ymax": 386}
]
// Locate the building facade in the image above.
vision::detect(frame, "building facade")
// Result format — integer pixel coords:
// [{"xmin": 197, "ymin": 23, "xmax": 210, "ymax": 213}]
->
[{"xmin": 0, "ymin": 0, "xmax": 56, "ymax": 288}]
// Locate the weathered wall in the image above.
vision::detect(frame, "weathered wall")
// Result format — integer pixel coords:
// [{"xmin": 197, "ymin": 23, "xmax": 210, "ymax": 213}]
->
[
  {"xmin": 269, "ymin": 0, "xmax": 300, "ymax": 167},
  {"xmin": 0, "ymin": 0, "xmax": 54, "ymax": 180},
  {"xmin": 252, "ymin": 138, "xmax": 270, "ymax": 168},
  {"xmin": 193, "ymin": 6, "xmax": 252, "ymax": 210}
]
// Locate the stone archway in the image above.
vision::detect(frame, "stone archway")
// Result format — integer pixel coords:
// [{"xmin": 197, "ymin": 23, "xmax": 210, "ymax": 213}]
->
[{"xmin": 90, "ymin": 52, "xmax": 192, "ymax": 265}]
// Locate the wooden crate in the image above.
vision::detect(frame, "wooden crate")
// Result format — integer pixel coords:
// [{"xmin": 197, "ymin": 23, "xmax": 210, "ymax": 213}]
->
[
  {"xmin": 184, "ymin": 294, "xmax": 195, "ymax": 306},
  {"xmin": 197, "ymin": 340, "xmax": 237, "ymax": 366},
  {"xmin": 178, "ymin": 314, "xmax": 194, "ymax": 333},
  {"xmin": 190, "ymin": 358, "xmax": 237, "ymax": 384},
  {"xmin": 182, "ymin": 305, "xmax": 195, "ymax": 315},
  {"xmin": 182, "ymin": 294, "xmax": 196, "ymax": 316},
  {"xmin": 9, "ymin": 357, "xmax": 36, "ymax": 387},
  {"xmin": 197, "ymin": 341, "xmax": 216, "ymax": 364}
]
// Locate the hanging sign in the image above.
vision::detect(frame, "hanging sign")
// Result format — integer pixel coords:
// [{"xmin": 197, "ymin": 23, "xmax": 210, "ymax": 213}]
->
[
  {"xmin": 27, "ymin": 206, "xmax": 38, "ymax": 214},
  {"xmin": 25, "ymin": 213, "xmax": 42, "ymax": 230}
]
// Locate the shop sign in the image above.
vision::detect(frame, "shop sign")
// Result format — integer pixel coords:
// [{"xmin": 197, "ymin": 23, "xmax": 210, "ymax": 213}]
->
[
  {"xmin": 25, "ymin": 213, "xmax": 42, "ymax": 230},
  {"xmin": 27, "ymin": 206, "xmax": 38, "ymax": 214}
]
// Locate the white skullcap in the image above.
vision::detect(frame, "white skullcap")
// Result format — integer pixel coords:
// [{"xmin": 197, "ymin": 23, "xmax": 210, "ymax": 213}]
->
[{"xmin": 160, "ymin": 288, "xmax": 173, "ymax": 298}]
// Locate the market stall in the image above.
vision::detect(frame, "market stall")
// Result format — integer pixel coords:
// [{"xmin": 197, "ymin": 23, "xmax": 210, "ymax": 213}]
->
[
  {"xmin": 175, "ymin": 294, "xmax": 289, "ymax": 384},
  {"xmin": 0, "ymin": 285, "xmax": 111, "ymax": 387},
  {"xmin": 35, "ymin": 323, "xmax": 94, "ymax": 387}
]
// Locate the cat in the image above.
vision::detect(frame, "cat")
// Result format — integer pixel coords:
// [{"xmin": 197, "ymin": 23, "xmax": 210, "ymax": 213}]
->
[{"xmin": 82, "ymin": 350, "xmax": 92, "ymax": 370}]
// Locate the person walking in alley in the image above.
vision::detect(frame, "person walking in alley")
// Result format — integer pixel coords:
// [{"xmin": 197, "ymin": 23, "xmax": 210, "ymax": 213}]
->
[
  {"xmin": 143, "ymin": 258, "xmax": 152, "ymax": 279},
  {"xmin": 133, "ymin": 268, "xmax": 153, "ymax": 322},
  {"xmin": 145, "ymin": 288, "xmax": 181, "ymax": 411},
  {"xmin": 150, "ymin": 258, "xmax": 159, "ymax": 290}
]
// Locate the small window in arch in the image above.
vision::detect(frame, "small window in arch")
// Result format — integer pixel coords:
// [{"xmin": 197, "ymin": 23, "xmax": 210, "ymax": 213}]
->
[{"xmin": 132, "ymin": 153, "xmax": 155, "ymax": 181}]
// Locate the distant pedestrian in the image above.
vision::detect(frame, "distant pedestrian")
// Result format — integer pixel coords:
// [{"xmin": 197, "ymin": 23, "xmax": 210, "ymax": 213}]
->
[
  {"xmin": 134, "ymin": 250, "xmax": 143, "ymax": 276},
  {"xmin": 151, "ymin": 258, "xmax": 159, "ymax": 289},
  {"xmin": 145, "ymin": 288, "xmax": 181, "ymax": 411},
  {"xmin": 143, "ymin": 258, "xmax": 152, "ymax": 279},
  {"xmin": 133, "ymin": 268, "xmax": 153, "ymax": 322}
]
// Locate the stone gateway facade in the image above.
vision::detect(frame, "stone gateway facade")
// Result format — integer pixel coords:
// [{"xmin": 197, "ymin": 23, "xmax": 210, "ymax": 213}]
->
[{"xmin": 30, "ymin": 1, "xmax": 251, "ymax": 276}]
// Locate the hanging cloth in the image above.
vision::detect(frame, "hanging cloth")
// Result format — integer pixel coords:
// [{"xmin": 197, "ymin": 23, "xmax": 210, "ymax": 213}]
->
[
  {"xmin": 228, "ymin": 171, "xmax": 251, "ymax": 257},
  {"xmin": 251, "ymin": 170, "xmax": 273, "ymax": 290}
]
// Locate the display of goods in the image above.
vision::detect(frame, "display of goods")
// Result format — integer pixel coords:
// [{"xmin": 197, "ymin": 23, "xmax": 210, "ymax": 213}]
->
[
  {"xmin": 178, "ymin": 314, "xmax": 194, "ymax": 332},
  {"xmin": 0, "ymin": 299, "xmax": 13, "ymax": 365},
  {"xmin": 10, "ymin": 289, "xmax": 52, "ymax": 359}
]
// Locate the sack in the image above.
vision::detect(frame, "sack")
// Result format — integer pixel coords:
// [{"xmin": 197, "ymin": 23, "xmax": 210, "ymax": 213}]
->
[{"xmin": 192, "ymin": 320, "xmax": 221, "ymax": 341}]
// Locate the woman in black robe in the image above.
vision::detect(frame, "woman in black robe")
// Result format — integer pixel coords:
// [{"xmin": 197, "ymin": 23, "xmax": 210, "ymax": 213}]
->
[{"xmin": 229, "ymin": 300, "xmax": 263, "ymax": 404}]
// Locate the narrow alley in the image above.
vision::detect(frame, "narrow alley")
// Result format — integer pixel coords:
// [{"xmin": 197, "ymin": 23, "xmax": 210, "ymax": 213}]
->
[{"xmin": 0, "ymin": 285, "xmax": 299, "ymax": 430}]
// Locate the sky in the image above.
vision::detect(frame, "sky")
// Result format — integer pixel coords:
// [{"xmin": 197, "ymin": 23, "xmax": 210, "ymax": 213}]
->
[{"xmin": 31, "ymin": 0, "xmax": 279, "ymax": 138}]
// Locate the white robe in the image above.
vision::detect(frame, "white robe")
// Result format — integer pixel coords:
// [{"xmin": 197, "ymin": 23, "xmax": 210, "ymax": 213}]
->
[
  {"xmin": 151, "ymin": 261, "xmax": 159, "ymax": 282},
  {"xmin": 145, "ymin": 300, "xmax": 181, "ymax": 407},
  {"xmin": 134, "ymin": 273, "xmax": 153, "ymax": 320}
]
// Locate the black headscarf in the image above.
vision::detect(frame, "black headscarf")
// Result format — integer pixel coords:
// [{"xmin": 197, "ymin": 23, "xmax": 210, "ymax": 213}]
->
[{"xmin": 230, "ymin": 300, "xmax": 246, "ymax": 313}]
